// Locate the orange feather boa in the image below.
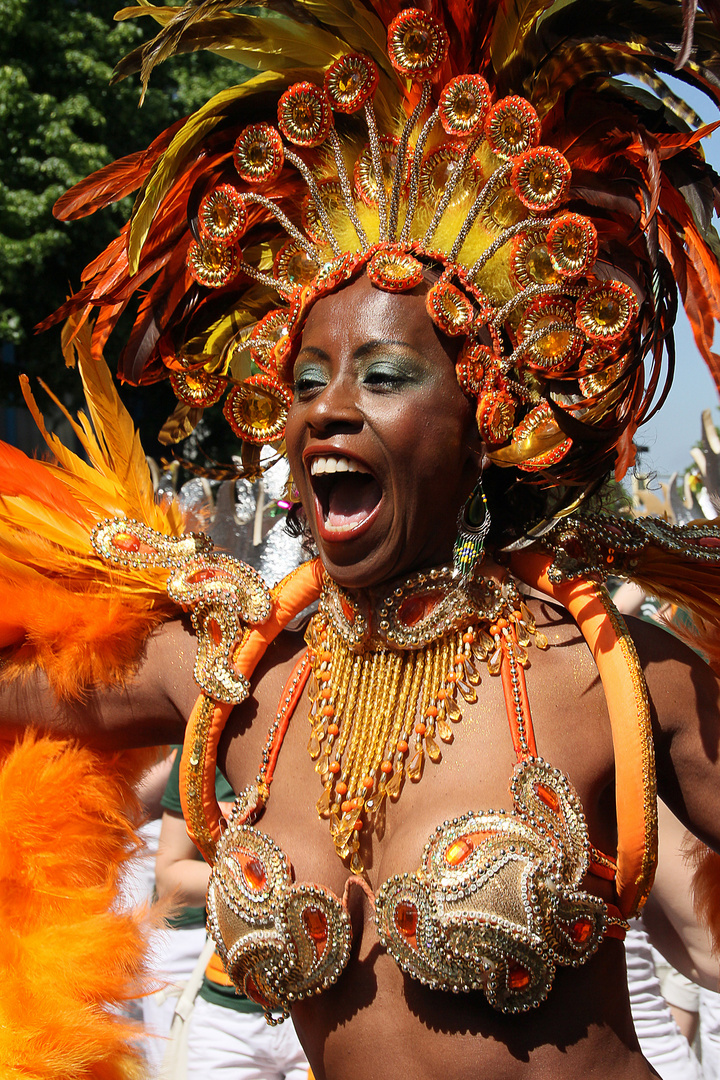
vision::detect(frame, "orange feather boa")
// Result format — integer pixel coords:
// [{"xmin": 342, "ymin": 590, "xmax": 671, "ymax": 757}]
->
[{"xmin": 0, "ymin": 736, "xmax": 160, "ymax": 1079}]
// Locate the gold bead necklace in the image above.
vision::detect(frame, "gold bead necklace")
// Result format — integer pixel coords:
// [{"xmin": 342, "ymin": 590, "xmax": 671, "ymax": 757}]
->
[{"xmin": 306, "ymin": 565, "xmax": 549, "ymax": 872}]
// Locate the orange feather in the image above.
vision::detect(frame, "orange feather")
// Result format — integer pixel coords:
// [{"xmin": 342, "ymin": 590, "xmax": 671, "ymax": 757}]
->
[{"xmin": 0, "ymin": 736, "xmax": 161, "ymax": 1079}]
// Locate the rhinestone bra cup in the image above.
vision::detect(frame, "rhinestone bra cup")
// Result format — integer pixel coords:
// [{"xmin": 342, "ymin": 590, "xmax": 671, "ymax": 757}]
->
[
  {"xmin": 207, "ymin": 788, "xmax": 352, "ymax": 1022},
  {"xmin": 208, "ymin": 758, "xmax": 606, "ymax": 1018}
]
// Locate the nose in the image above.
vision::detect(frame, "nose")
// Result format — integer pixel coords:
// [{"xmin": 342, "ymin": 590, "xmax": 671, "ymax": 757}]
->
[{"xmin": 302, "ymin": 373, "xmax": 363, "ymax": 437}]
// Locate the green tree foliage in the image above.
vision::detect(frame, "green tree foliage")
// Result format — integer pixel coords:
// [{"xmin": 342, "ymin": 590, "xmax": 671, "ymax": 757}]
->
[{"xmin": 0, "ymin": 0, "xmax": 239, "ymax": 454}]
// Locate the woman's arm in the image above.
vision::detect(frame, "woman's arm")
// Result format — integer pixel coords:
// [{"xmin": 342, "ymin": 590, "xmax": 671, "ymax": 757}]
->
[
  {"xmin": 641, "ymin": 799, "xmax": 720, "ymax": 991},
  {"xmin": 0, "ymin": 618, "xmax": 201, "ymax": 749},
  {"xmin": 628, "ymin": 615, "xmax": 720, "ymax": 850},
  {"xmin": 155, "ymin": 808, "xmax": 211, "ymax": 908}
]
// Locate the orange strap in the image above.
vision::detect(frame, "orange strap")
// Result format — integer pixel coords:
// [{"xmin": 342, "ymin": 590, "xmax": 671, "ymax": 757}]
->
[
  {"xmin": 511, "ymin": 551, "xmax": 657, "ymax": 918},
  {"xmin": 500, "ymin": 628, "xmax": 538, "ymax": 760},
  {"xmin": 180, "ymin": 558, "xmax": 325, "ymax": 863}
]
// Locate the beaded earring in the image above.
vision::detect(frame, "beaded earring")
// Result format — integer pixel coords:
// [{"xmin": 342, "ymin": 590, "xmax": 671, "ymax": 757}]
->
[{"xmin": 453, "ymin": 477, "xmax": 491, "ymax": 582}]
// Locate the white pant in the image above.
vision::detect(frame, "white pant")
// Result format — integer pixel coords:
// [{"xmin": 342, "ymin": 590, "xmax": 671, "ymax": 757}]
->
[
  {"xmin": 699, "ymin": 987, "xmax": 720, "ymax": 1079},
  {"xmin": 143, "ymin": 925, "xmax": 210, "ymax": 1072},
  {"xmin": 626, "ymin": 921, "xmax": 704, "ymax": 1080},
  {"xmin": 142, "ymin": 925, "xmax": 309, "ymax": 1079},
  {"xmin": 186, "ymin": 997, "xmax": 309, "ymax": 1080}
]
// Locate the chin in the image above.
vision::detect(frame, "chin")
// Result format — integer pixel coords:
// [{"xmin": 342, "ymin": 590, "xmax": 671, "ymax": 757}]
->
[
  {"xmin": 313, "ymin": 527, "xmax": 453, "ymax": 592},
  {"xmin": 312, "ymin": 529, "xmax": 395, "ymax": 591}
]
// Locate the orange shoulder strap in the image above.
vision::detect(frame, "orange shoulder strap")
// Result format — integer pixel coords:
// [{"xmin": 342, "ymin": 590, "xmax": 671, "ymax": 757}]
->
[
  {"xmin": 511, "ymin": 551, "xmax": 657, "ymax": 918},
  {"xmin": 180, "ymin": 557, "xmax": 325, "ymax": 863}
]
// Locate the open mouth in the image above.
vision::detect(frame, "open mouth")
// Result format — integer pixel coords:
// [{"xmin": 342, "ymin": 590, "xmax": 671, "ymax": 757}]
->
[{"xmin": 308, "ymin": 454, "xmax": 383, "ymax": 540}]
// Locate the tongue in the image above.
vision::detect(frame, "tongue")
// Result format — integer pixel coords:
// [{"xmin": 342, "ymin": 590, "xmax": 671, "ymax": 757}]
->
[{"xmin": 326, "ymin": 475, "xmax": 381, "ymax": 529}]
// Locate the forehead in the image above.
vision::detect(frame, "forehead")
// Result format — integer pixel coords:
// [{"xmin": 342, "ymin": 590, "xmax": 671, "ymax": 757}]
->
[{"xmin": 299, "ymin": 272, "xmax": 451, "ymax": 360}]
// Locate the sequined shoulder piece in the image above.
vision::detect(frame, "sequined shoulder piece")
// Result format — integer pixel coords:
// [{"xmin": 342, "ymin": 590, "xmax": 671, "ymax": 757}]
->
[
  {"xmin": 375, "ymin": 758, "xmax": 606, "ymax": 1012},
  {"xmin": 207, "ymin": 787, "xmax": 352, "ymax": 1021}
]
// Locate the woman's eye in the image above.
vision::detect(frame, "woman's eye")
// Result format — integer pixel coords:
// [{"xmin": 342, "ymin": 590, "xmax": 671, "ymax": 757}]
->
[
  {"xmin": 293, "ymin": 369, "xmax": 327, "ymax": 396},
  {"xmin": 363, "ymin": 365, "xmax": 410, "ymax": 388}
]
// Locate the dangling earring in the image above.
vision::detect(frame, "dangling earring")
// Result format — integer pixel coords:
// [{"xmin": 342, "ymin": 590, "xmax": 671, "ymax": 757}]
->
[{"xmin": 453, "ymin": 476, "xmax": 491, "ymax": 582}]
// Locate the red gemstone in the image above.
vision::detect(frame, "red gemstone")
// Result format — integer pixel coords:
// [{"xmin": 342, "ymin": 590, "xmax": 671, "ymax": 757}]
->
[
  {"xmin": 397, "ymin": 593, "xmax": 440, "ymax": 627},
  {"xmin": 397, "ymin": 595, "xmax": 427, "ymax": 627},
  {"xmin": 507, "ymin": 962, "xmax": 531, "ymax": 990},
  {"xmin": 208, "ymin": 617, "xmax": 223, "ymax": 645},
  {"xmin": 303, "ymin": 906, "xmax": 328, "ymax": 944},
  {"xmin": 244, "ymin": 973, "xmax": 272, "ymax": 1008},
  {"xmin": 112, "ymin": 532, "xmax": 141, "ymax": 552},
  {"xmin": 536, "ymin": 783, "xmax": 560, "ymax": 812},
  {"xmin": 570, "ymin": 917, "xmax": 593, "ymax": 944},
  {"xmin": 445, "ymin": 837, "xmax": 474, "ymax": 866}
]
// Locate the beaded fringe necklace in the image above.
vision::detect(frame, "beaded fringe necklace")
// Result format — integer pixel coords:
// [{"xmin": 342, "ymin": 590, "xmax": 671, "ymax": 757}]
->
[{"xmin": 305, "ymin": 567, "xmax": 549, "ymax": 873}]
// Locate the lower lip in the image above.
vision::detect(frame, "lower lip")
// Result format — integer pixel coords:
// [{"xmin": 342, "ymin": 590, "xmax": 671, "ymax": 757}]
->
[{"xmin": 312, "ymin": 489, "xmax": 383, "ymax": 544}]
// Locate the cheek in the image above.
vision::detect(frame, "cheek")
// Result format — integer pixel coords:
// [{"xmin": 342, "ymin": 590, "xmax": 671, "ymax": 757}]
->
[
  {"xmin": 391, "ymin": 387, "xmax": 475, "ymax": 467},
  {"xmin": 283, "ymin": 406, "xmax": 304, "ymax": 477}
]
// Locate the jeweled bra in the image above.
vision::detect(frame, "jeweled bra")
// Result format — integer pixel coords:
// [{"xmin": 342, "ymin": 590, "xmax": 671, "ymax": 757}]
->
[
  {"xmin": 205, "ymin": 565, "xmax": 633, "ymax": 1021},
  {"xmin": 90, "ymin": 521, "xmax": 657, "ymax": 1021}
]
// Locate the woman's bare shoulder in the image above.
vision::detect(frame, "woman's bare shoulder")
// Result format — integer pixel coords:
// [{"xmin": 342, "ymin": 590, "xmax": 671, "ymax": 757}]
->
[{"xmin": 217, "ymin": 624, "xmax": 310, "ymax": 783}]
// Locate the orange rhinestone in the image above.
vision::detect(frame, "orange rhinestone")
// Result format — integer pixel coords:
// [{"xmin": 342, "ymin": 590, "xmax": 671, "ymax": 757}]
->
[
  {"xmin": 437, "ymin": 690, "xmax": 446, "ymax": 701},
  {"xmin": 536, "ymin": 783, "xmax": 560, "ymax": 812},
  {"xmin": 489, "ymin": 624, "xmax": 499, "ymax": 636},
  {"xmin": 329, "ymin": 761, "xmax": 340, "ymax": 774},
  {"xmin": 445, "ymin": 837, "xmax": 474, "ymax": 865},
  {"xmin": 354, "ymin": 819, "xmax": 363, "ymax": 831},
  {"xmin": 397, "ymin": 740, "xmax": 409, "ymax": 753},
  {"xmin": 381, "ymin": 760, "xmax": 393, "ymax": 774},
  {"xmin": 455, "ymin": 653, "xmax": 466, "ymax": 665},
  {"xmin": 327, "ymin": 722, "xmax": 339, "ymax": 736},
  {"xmin": 240, "ymin": 854, "xmax": 267, "ymax": 891},
  {"xmin": 446, "ymin": 672, "xmax": 457, "ymax": 682},
  {"xmin": 336, "ymin": 781, "xmax": 348, "ymax": 795},
  {"xmin": 321, "ymin": 687, "xmax": 332, "ymax": 699},
  {"xmin": 112, "ymin": 532, "xmax": 141, "ymax": 553},
  {"xmin": 426, "ymin": 706, "xmax": 438, "ymax": 718},
  {"xmin": 463, "ymin": 632, "xmax": 474, "ymax": 644},
  {"xmin": 362, "ymin": 776, "xmax": 374, "ymax": 790},
  {"xmin": 303, "ymin": 906, "xmax": 328, "ymax": 944},
  {"xmin": 394, "ymin": 900, "xmax": 418, "ymax": 939},
  {"xmin": 322, "ymin": 705, "xmax": 335, "ymax": 716},
  {"xmin": 415, "ymin": 722, "xmax": 426, "ymax": 735}
]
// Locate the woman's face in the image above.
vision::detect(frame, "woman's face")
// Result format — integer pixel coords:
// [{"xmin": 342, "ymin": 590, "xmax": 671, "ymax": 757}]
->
[{"xmin": 285, "ymin": 273, "xmax": 482, "ymax": 590}]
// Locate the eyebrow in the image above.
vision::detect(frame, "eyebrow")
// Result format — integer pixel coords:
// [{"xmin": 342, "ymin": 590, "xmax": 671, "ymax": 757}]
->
[
  {"xmin": 297, "ymin": 339, "xmax": 418, "ymax": 360},
  {"xmin": 355, "ymin": 339, "xmax": 417, "ymax": 358}
]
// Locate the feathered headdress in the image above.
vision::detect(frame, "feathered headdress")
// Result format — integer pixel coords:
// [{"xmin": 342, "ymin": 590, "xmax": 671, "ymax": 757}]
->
[{"xmin": 39, "ymin": 0, "xmax": 720, "ymax": 523}]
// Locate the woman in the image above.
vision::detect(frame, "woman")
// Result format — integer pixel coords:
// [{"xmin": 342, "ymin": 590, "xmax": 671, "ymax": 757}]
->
[{"xmin": 3, "ymin": 2, "xmax": 720, "ymax": 1078}]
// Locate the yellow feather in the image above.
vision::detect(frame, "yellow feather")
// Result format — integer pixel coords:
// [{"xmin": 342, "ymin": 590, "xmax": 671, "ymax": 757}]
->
[
  {"xmin": 129, "ymin": 73, "xmax": 284, "ymax": 272},
  {"xmin": 0, "ymin": 496, "xmax": 97, "ymax": 552},
  {"xmin": 489, "ymin": 0, "xmax": 556, "ymax": 75},
  {"xmin": 292, "ymin": 0, "xmax": 391, "ymax": 73}
]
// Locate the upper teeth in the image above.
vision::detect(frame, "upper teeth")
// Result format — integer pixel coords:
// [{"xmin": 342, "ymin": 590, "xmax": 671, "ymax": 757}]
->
[{"xmin": 310, "ymin": 455, "xmax": 368, "ymax": 476}]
